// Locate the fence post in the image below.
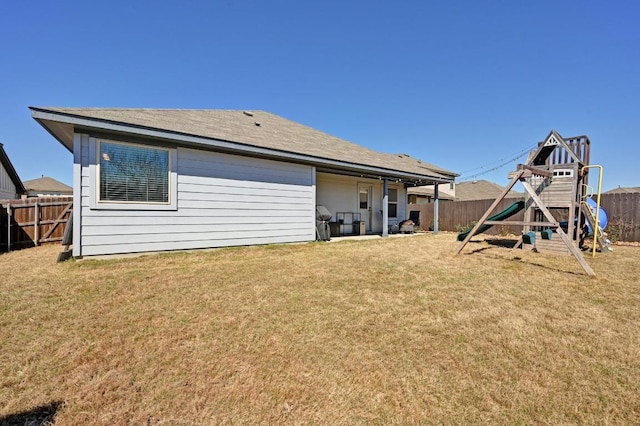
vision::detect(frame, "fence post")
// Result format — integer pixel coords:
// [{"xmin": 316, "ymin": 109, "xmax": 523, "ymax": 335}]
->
[
  {"xmin": 433, "ymin": 183, "xmax": 439, "ymax": 234},
  {"xmin": 6, "ymin": 204, "xmax": 11, "ymax": 252},
  {"xmin": 34, "ymin": 201, "xmax": 39, "ymax": 246}
]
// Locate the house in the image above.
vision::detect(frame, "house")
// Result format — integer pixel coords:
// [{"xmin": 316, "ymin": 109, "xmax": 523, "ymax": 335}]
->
[
  {"xmin": 31, "ymin": 108, "xmax": 457, "ymax": 257},
  {"xmin": 451, "ymin": 180, "xmax": 523, "ymax": 201},
  {"xmin": 23, "ymin": 176, "xmax": 73, "ymax": 197},
  {"xmin": 408, "ymin": 179, "xmax": 523, "ymax": 203},
  {"xmin": 0, "ymin": 143, "xmax": 26, "ymax": 200},
  {"xmin": 603, "ymin": 186, "xmax": 640, "ymax": 195},
  {"xmin": 407, "ymin": 183, "xmax": 456, "ymax": 204}
]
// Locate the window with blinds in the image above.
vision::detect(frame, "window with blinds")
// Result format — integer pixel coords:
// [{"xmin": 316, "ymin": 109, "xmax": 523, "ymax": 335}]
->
[
  {"xmin": 388, "ymin": 188, "xmax": 398, "ymax": 218},
  {"xmin": 99, "ymin": 141, "xmax": 170, "ymax": 203}
]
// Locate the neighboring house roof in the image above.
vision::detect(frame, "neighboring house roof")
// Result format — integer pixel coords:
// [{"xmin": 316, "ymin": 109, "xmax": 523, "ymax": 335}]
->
[
  {"xmin": 0, "ymin": 143, "xmax": 26, "ymax": 195},
  {"xmin": 30, "ymin": 107, "xmax": 457, "ymax": 185},
  {"xmin": 23, "ymin": 176, "xmax": 73, "ymax": 195},
  {"xmin": 406, "ymin": 186, "xmax": 456, "ymax": 200},
  {"xmin": 407, "ymin": 179, "xmax": 523, "ymax": 201},
  {"xmin": 454, "ymin": 180, "xmax": 524, "ymax": 201},
  {"xmin": 603, "ymin": 186, "xmax": 640, "ymax": 194}
]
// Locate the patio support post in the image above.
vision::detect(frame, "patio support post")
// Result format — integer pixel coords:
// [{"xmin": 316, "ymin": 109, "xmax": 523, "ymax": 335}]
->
[
  {"xmin": 433, "ymin": 183, "xmax": 439, "ymax": 234},
  {"xmin": 382, "ymin": 178, "xmax": 389, "ymax": 237}
]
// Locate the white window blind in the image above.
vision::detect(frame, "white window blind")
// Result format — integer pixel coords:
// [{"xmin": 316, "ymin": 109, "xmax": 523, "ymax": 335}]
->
[{"xmin": 99, "ymin": 141, "xmax": 170, "ymax": 203}]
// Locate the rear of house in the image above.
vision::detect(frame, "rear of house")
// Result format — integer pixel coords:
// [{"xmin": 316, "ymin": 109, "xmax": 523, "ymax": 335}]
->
[
  {"xmin": 76, "ymin": 136, "xmax": 316, "ymax": 255},
  {"xmin": 32, "ymin": 108, "xmax": 457, "ymax": 257}
]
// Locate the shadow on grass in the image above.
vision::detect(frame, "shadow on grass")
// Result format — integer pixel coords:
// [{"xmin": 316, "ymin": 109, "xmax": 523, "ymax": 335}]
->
[
  {"xmin": 485, "ymin": 238, "xmax": 520, "ymax": 249},
  {"xmin": 468, "ymin": 246, "xmax": 492, "ymax": 254},
  {"xmin": 0, "ymin": 401, "xmax": 63, "ymax": 425},
  {"xmin": 462, "ymin": 238, "xmax": 520, "ymax": 252},
  {"xmin": 462, "ymin": 241, "xmax": 586, "ymax": 277},
  {"xmin": 509, "ymin": 257, "xmax": 586, "ymax": 277}
]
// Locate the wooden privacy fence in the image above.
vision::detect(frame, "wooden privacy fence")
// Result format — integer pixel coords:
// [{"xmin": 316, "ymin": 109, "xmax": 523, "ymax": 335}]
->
[
  {"xmin": 601, "ymin": 193, "xmax": 640, "ymax": 243},
  {"xmin": 409, "ymin": 192, "xmax": 640, "ymax": 242},
  {"xmin": 0, "ymin": 197, "xmax": 73, "ymax": 252},
  {"xmin": 409, "ymin": 198, "xmax": 526, "ymax": 237}
]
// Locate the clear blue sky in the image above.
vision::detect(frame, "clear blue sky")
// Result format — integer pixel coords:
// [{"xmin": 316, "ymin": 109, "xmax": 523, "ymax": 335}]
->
[{"xmin": 1, "ymin": 0, "xmax": 638, "ymax": 191}]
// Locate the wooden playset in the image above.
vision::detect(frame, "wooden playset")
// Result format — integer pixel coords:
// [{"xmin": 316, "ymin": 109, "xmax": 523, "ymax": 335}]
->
[{"xmin": 455, "ymin": 130, "xmax": 610, "ymax": 276}]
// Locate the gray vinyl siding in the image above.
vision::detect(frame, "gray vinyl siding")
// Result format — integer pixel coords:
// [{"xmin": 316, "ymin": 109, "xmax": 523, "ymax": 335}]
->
[
  {"xmin": 0, "ymin": 164, "xmax": 17, "ymax": 199},
  {"xmin": 77, "ymin": 135, "xmax": 315, "ymax": 256}
]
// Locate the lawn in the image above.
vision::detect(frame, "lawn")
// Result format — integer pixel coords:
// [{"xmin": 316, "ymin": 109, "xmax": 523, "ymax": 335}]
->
[{"xmin": 1, "ymin": 233, "xmax": 639, "ymax": 424}]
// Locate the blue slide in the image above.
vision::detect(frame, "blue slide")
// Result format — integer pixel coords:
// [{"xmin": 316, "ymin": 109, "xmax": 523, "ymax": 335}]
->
[{"xmin": 561, "ymin": 197, "xmax": 608, "ymax": 235}]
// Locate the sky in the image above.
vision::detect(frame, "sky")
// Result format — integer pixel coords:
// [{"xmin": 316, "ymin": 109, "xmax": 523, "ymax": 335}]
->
[{"xmin": 1, "ymin": 0, "xmax": 638, "ymax": 191}]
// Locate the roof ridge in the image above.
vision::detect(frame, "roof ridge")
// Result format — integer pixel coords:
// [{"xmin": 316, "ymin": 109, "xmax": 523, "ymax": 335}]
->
[{"xmin": 32, "ymin": 107, "xmax": 264, "ymax": 112}]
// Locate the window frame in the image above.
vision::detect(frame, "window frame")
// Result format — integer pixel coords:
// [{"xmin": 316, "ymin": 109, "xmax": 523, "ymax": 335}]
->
[
  {"xmin": 90, "ymin": 138, "xmax": 178, "ymax": 211},
  {"xmin": 553, "ymin": 169, "xmax": 574, "ymax": 178},
  {"xmin": 388, "ymin": 187, "xmax": 399, "ymax": 219}
]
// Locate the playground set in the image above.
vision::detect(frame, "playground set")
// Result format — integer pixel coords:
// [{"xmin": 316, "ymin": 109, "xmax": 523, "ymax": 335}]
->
[{"xmin": 455, "ymin": 130, "xmax": 611, "ymax": 276}]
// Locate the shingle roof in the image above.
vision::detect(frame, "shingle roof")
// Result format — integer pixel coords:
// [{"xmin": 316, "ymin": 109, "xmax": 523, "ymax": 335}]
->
[
  {"xmin": 30, "ymin": 107, "xmax": 457, "ymax": 182},
  {"xmin": 454, "ymin": 180, "xmax": 524, "ymax": 201},
  {"xmin": 406, "ymin": 186, "xmax": 456, "ymax": 200},
  {"xmin": 603, "ymin": 186, "xmax": 640, "ymax": 194},
  {"xmin": 0, "ymin": 143, "xmax": 26, "ymax": 195},
  {"xmin": 23, "ymin": 176, "xmax": 73, "ymax": 194},
  {"xmin": 407, "ymin": 179, "xmax": 523, "ymax": 201}
]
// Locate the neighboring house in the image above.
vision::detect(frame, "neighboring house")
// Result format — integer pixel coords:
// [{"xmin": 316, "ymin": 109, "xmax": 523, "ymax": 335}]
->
[
  {"xmin": 0, "ymin": 143, "xmax": 26, "ymax": 200},
  {"xmin": 453, "ymin": 180, "xmax": 524, "ymax": 202},
  {"xmin": 408, "ymin": 179, "xmax": 522, "ymax": 203},
  {"xmin": 31, "ymin": 107, "xmax": 457, "ymax": 257},
  {"xmin": 603, "ymin": 186, "xmax": 640, "ymax": 195},
  {"xmin": 407, "ymin": 183, "xmax": 456, "ymax": 204},
  {"xmin": 23, "ymin": 176, "xmax": 73, "ymax": 197}
]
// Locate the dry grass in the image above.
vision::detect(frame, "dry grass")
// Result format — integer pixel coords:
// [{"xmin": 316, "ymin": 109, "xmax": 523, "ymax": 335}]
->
[{"xmin": 1, "ymin": 233, "xmax": 639, "ymax": 425}]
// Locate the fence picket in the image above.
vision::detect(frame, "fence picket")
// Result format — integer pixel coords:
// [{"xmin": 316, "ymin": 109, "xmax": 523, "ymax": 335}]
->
[{"xmin": 0, "ymin": 197, "xmax": 73, "ymax": 251}]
